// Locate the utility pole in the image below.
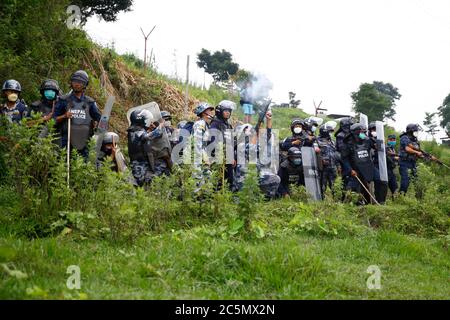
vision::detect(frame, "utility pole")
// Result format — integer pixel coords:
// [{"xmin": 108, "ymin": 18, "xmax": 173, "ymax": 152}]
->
[
  {"xmin": 314, "ymin": 100, "xmax": 327, "ymax": 117},
  {"xmin": 185, "ymin": 55, "xmax": 190, "ymax": 118},
  {"xmin": 140, "ymin": 25, "xmax": 156, "ymax": 71}
]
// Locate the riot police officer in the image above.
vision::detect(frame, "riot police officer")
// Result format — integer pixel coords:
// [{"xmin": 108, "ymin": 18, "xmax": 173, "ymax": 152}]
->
[
  {"xmin": 54, "ymin": 70, "xmax": 102, "ymax": 158},
  {"xmin": 386, "ymin": 134, "xmax": 399, "ymax": 195},
  {"xmin": 278, "ymin": 147, "xmax": 305, "ymax": 198},
  {"xmin": 368, "ymin": 122, "xmax": 388, "ymax": 204},
  {"xmin": 1, "ymin": 79, "xmax": 28, "ymax": 123},
  {"xmin": 340, "ymin": 123, "xmax": 376, "ymax": 204},
  {"xmin": 317, "ymin": 124, "xmax": 340, "ymax": 192},
  {"xmin": 335, "ymin": 117, "xmax": 354, "ymax": 152},
  {"xmin": 399, "ymin": 124, "xmax": 427, "ymax": 193},
  {"xmin": 192, "ymin": 102, "xmax": 215, "ymax": 187},
  {"xmin": 30, "ymin": 79, "xmax": 61, "ymax": 139},
  {"xmin": 127, "ymin": 109, "xmax": 171, "ymax": 186},
  {"xmin": 209, "ymin": 100, "xmax": 237, "ymax": 190}
]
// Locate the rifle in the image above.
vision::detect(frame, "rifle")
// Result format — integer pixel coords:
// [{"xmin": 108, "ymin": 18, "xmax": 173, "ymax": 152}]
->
[
  {"xmin": 408, "ymin": 144, "xmax": 450, "ymax": 169},
  {"xmin": 255, "ymin": 99, "xmax": 272, "ymax": 135}
]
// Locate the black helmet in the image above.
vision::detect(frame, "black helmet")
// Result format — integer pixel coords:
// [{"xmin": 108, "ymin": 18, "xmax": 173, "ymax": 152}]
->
[
  {"xmin": 194, "ymin": 102, "xmax": 213, "ymax": 116},
  {"xmin": 161, "ymin": 111, "xmax": 172, "ymax": 121},
  {"xmin": 388, "ymin": 134, "xmax": 397, "ymax": 140},
  {"xmin": 350, "ymin": 123, "xmax": 367, "ymax": 134},
  {"xmin": 319, "ymin": 125, "xmax": 330, "ymax": 138},
  {"xmin": 70, "ymin": 70, "xmax": 89, "ymax": 86},
  {"xmin": 130, "ymin": 109, "xmax": 154, "ymax": 128},
  {"xmin": 103, "ymin": 132, "xmax": 119, "ymax": 145},
  {"xmin": 2, "ymin": 79, "xmax": 22, "ymax": 93},
  {"xmin": 340, "ymin": 117, "xmax": 354, "ymax": 129},
  {"xmin": 368, "ymin": 122, "xmax": 377, "ymax": 131},
  {"xmin": 215, "ymin": 100, "xmax": 236, "ymax": 119},
  {"xmin": 288, "ymin": 147, "xmax": 302, "ymax": 158},
  {"xmin": 406, "ymin": 123, "xmax": 421, "ymax": 133},
  {"xmin": 39, "ymin": 79, "xmax": 60, "ymax": 94},
  {"xmin": 290, "ymin": 119, "xmax": 304, "ymax": 133}
]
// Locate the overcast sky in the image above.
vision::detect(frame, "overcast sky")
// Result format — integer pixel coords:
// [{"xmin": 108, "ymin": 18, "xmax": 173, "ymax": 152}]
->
[{"xmin": 85, "ymin": 0, "xmax": 450, "ymax": 139}]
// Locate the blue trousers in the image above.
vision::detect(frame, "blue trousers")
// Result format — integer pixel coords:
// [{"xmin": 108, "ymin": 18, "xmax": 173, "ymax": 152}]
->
[{"xmin": 399, "ymin": 161, "xmax": 417, "ymax": 193}]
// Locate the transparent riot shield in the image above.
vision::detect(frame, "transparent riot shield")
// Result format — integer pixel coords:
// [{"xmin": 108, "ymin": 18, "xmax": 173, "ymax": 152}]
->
[
  {"xmin": 376, "ymin": 121, "xmax": 388, "ymax": 182},
  {"xmin": 360, "ymin": 113, "xmax": 369, "ymax": 130},
  {"xmin": 301, "ymin": 146, "xmax": 322, "ymax": 201},
  {"xmin": 126, "ymin": 102, "xmax": 162, "ymax": 125}
]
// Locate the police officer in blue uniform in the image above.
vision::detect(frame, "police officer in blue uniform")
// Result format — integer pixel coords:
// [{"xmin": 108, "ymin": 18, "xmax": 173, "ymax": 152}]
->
[
  {"xmin": 399, "ymin": 124, "xmax": 427, "ymax": 194},
  {"xmin": 54, "ymin": 71, "xmax": 102, "ymax": 158}
]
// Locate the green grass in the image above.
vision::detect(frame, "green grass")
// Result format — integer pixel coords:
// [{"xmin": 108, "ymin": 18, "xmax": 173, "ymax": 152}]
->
[{"xmin": 1, "ymin": 228, "xmax": 448, "ymax": 300}]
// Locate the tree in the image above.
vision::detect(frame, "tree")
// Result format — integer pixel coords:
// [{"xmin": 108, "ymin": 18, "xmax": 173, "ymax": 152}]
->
[
  {"xmin": 351, "ymin": 81, "xmax": 401, "ymax": 121},
  {"xmin": 196, "ymin": 48, "xmax": 239, "ymax": 83},
  {"xmin": 73, "ymin": 0, "xmax": 134, "ymax": 24},
  {"xmin": 438, "ymin": 93, "xmax": 450, "ymax": 129},
  {"xmin": 423, "ymin": 112, "xmax": 439, "ymax": 138}
]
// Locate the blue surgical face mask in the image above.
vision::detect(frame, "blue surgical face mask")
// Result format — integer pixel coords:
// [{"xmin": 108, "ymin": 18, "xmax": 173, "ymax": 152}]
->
[
  {"xmin": 387, "ymin": 141, "xmax": 397, "ymax": 147},
  {"xmin": 358, "ymin": 133, "xmax": 367, "ymax": 140},
  {"xmin": 292, "ymin": 159, "xmax": 302, "ymax": 166},
  {"xmin": 44, "ymin": 90, "xmax": 56, "ymax": 101}
]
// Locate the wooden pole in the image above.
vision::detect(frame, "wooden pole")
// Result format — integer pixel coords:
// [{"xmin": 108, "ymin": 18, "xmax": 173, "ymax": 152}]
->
[{"xmin": 185, "ymin": 55, "xmax": 190, "ymax": 118}]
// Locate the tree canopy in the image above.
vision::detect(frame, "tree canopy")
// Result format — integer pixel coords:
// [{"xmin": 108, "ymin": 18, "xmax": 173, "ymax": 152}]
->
[
  {"xmin": 197, "ymin": 49, "xmax": 239, "ymax": 83},
  {"xmin": 438, "ymin": 93, "xmax": 450, "ymax": 129},
  {"xmin": 73, "ymin": 0, "xmax": 134, "ymax": 23},
  {"xmin": 351, "ymin": 81, "xmax": 401, "ymax": 121}
]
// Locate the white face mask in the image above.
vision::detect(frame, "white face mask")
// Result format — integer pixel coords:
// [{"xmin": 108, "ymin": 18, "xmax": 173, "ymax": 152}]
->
[
  {"xmin": 165, "ymin": 121, "xmax": 172, "ymax": 127},
  {"xmin": 7, "ymin": 93, "xmax": 18, "ymax": 102},
  {"xmin": 413, "ymin": 131, "xmax": 419, "ymax": 138},
  {"xmin": 371, "ymin": 131, "xmax": 377, "ymax": 138},
  {"xmin": 294, "ymin": 128, "xmax": 302, "ymax": 134},
  {"xmin": 311, "ymin": 126, "xmax": 317, "ymax": 133}
]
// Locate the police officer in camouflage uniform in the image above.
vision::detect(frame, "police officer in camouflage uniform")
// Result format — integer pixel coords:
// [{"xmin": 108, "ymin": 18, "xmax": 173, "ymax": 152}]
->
[
  {"xmin": 54, "ymin": 70, "xmax": 101, "ymax": 158},
  {"xmin": 127, "ymin": 109, "xmax": 172, "ymax": 187},
  {"xmin": 317, "ymin": 124, "xmax": 340, "ymax": 192},
  {"xmin": 1, "ymin": 80, "xmax": 28, "ymax": 123},
  {"xmin": 234, "ymin": 111, "xmax": 281, "ymax": 199},
  {"xmin": 278, "ymin": 147, "xmax": 305, "ymax": 198},
  {"xmin": 192, "ymin": 102, "xmax": 215, "ymax": 188},
  {"xmin": 209, "ymin": 100, "xmax": 237, "ymax": 190}
]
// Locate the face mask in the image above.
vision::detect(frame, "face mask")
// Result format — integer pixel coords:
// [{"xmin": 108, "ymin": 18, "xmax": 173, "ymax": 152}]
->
[
  {"xmin": 413, "ymin": 132, "xmax": 419, "ymax": 138},
  {"xmin": 387, "ymin": 141, "xmax": 397, "ymax": 147},
  {"xmin": 359, "ymin": 133, "xmax": 367, "ymax": 140},
  {"xmin": 44, "ymin": 90, "xmax": 56, "ymax": 101},
  {"xmin": 294, "ymin": 128, "xmax": 302, "ymax": 134},
  {"xmin": 292, "ymin": 159, "xmax": 302, "ymax": 166},
  {"xmin": 311, "ymin": 126, "xmax": 317, "ymax": 133},
  {"xmin": 371, "ymin": 131, "xmax": 377, "ymax": 138},
  {"xmin": 7, "ymin": 93, "xmax": 18, "ymax": 102},
  {"xmin": 165, "ymin": 121, "xmax": 172, "ymax": 127}
]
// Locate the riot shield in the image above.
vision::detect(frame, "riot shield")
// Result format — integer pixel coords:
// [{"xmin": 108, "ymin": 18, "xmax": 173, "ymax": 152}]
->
[
  {"xmin": 360, "ymin": 113, "xmax": 369, "ymax": 130},
  {"xmin": 126, "ymin": 102, "xmax": 162, "ymax": 125},
  {"xmin": 126, "ymin": 101, "xmax": 172, "ymax": 153},
  {"xmin": 376, "ymin": 121, "xmax": 388, "ymax": 182},
  {"xmin": 95, "ymin": 95, "xmax": 115, "ymax": 160},
  {"xmin": 301, "ymin": 146, "xmax": 322, "ymax": 201},
  {"xmin": 324, "ymin": 121, "xmax": 338, "ymax": 131}
]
